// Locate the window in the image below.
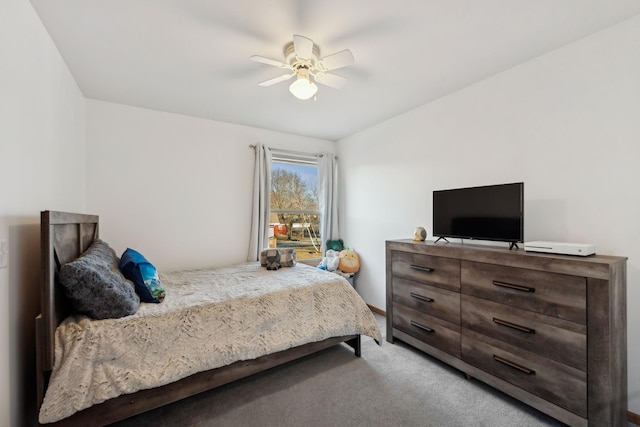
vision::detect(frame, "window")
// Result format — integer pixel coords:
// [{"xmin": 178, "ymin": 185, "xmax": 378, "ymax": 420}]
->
[{"xmin": 270, "ymin": 153, "xmax": 321, "ymax": 260}]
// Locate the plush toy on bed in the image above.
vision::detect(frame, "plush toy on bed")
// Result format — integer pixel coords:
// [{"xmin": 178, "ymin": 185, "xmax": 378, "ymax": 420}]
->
[{"xmin": 263, "ymin": 249, "xmax": 281, "ymax": 270}]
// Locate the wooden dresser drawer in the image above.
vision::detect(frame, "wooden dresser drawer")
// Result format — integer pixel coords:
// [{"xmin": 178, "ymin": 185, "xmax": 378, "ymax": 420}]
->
[
  {"xmin": 391, "ymin": 250, "xmax": 460, "ymax": 291},
  {"xmin": 461, "ymin": 261, "xmax": 586, "ymax": 324},
  {"xmin": 462, "ymin": 331, "xmax": 586, "ymax": 417},
  {"xmin": 461, "ymin": 295, "xmax": 586, "ymax": 370},
  {"xmin": 393, "ymin": 278, "xmax": 460, "ymax": 325},
  {"xmin": 393, "ymin": 303, "xmax": 461, "ymax": 357}
]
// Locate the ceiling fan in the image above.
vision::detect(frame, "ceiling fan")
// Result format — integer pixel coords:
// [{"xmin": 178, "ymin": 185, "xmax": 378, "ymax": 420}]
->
[{"xmin": 251, "ymin": 35, "xmax": 355, "ymax": 100}]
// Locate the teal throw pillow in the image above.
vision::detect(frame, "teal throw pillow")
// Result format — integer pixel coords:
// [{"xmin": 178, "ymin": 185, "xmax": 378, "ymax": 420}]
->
[{"xmin": 119, "ymin": 248, "xmax": 166, "ymax": 303}]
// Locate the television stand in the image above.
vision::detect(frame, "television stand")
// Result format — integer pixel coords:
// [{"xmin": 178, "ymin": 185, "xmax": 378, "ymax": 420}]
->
[{"xmin": 435, "ymin": 238, "xmax": 518, "ymax": 250}]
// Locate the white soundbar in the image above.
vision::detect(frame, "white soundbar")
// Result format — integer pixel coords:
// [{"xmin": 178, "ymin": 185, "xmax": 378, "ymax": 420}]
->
[{"xmin": 524, "ymin": 241, "xmax": 596, "ymax": 256}]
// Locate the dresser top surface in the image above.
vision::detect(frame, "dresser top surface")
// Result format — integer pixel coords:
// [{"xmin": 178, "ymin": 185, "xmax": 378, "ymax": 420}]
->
[{"xmin": 386, "ymin": 239, "xmax": 626, "ymax": 280}]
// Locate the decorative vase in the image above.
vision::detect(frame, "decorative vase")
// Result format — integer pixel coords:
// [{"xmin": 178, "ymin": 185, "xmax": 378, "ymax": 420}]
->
[{"xmin": 413, "ymin": 227, "xmax": 427, "ymax": 241}]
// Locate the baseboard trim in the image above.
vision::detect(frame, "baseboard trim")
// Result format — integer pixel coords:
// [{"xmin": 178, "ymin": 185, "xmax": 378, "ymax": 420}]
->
[{"xmin": 367, "ymin": 305, "xmax": 386, "ymax": 316}]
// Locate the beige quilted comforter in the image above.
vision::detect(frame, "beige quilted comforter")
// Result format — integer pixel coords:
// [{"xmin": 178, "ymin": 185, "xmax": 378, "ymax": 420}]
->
[{"xmin": 39, "ymin": 262, "xmax": 381, "ymax": 423}]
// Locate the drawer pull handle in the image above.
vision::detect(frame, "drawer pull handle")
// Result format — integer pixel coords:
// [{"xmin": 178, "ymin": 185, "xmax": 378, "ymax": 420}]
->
[
  {"xmin": 493, "ymin": 280, "xmax": 535, "ymax": 293},
  {"xmin": 493, "ymin": 355, "xmax": 536, "ymax": 375},
  {"xmin": 410, "ymin": 264, "xmax": 434, "ymax": 273},
  {"xmin": 410, "ymin": 320, "xmax": 434, "ymax": 333},
  {"xmin": 410, "ymin": 292, "xmax": 434, "ymax": 303},
  {"xmin": 493, "ymin": 317, "xmax": 536, "ymax": 334}
]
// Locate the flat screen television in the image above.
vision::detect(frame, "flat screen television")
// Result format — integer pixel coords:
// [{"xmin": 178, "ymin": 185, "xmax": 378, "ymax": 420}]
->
[{"xmin": 433, "ymin": 182, "xmax": 524, "ymax": 248}]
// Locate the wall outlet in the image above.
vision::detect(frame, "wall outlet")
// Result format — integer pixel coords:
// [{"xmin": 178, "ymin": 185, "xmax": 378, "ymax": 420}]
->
[{"xmin": 0, "ymin": 240, "xmax": 8, "ymax": 269}]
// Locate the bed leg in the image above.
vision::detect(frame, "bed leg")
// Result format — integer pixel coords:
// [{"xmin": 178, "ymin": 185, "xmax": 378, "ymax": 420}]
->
[{"xmin": 346, "ymin": 335, "xmax": 361, "ymax": 357}]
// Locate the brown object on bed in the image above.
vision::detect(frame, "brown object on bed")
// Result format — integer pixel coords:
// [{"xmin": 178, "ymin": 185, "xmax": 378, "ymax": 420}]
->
[{"xmin": 36, "ymin": 211, "xmax": 363, "ymax": 426}]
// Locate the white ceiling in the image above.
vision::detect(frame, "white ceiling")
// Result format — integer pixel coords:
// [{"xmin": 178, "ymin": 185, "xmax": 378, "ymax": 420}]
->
[{"xmin": 30, "ymin": 0, "xmax": 640, "ymax": 141}]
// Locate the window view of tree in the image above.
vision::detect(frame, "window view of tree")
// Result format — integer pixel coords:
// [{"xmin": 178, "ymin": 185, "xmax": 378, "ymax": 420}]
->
[{"xmin": 270, "ymin": 159, "xmax": 321, "ymax": 259}]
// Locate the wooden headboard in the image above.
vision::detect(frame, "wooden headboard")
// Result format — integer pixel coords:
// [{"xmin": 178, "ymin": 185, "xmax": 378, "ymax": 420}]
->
[{"xmin": 36, "ymin": 211, "xmax": 99, "ymax": 406}]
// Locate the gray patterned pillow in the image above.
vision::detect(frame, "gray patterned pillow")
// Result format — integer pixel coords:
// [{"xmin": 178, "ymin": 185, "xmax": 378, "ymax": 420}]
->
[
  {"xmin": 58, "ymin": 239, "xmax": 140, "ymax": 319},
  {"xmin": 260, "ymin": 248, "xmax": 297, "ymax": 267},
  {"xmin": 279, "ymin": 248, "xmax": 297, "ymax": 267}
]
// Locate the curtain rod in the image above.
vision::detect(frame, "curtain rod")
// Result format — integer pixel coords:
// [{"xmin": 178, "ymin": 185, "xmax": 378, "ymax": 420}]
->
[{"xmin": 249, "ymin": 145, "xmax": 334, "ymax": 159}]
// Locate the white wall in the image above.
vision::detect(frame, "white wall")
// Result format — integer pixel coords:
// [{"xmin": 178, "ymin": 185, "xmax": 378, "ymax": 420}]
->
[
  {"xmin": 86, "ymin": 100, "xmax": 335, "ymax": 271},
  {"xmin": 0, "ymin": 0, "xmax": 87, "ymax": 425},
  {"xmin": 338, "ymin": 15, "xmax": 640, "ymax": 413}
]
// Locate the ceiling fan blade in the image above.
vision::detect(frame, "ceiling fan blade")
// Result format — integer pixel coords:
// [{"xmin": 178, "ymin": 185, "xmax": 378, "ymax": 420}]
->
[
  {"xmin": 314, "ymin": 72, "xmax": 347, "ymax": 89},
  {"xmin": 318, "ymin": 49, "xmax": 354, "ymax": 71},
  {"xmin": 258, "ymin": 73, "xmax": 295, "ymax": 87},
  {"xmin": 251, "ymin": 55, "xmax": 289, "ymax": 69},
  {"xmin": 293, "ymin": 34, "xmax": 314, "ymax": 59}
]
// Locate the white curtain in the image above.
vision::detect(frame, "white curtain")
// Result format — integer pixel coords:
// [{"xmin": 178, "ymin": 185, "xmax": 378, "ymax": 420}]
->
[
  {"xmin": 247, "ymin": 144, "xmax": 272, "ymax": 261},
  {"xmin": 318, "ymin": 153, "xmax": 340, "ymax": 254}
]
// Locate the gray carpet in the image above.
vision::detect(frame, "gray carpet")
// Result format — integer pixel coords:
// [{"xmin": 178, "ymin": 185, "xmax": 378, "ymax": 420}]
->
[{"xmin": 111, "ymin": 314, "xmax": 565, "ymax": 427}]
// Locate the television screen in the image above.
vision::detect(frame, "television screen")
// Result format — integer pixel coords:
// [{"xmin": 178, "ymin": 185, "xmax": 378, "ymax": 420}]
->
[{"xmin": 433, "ymin": 182, "xmax": 523, "ymax": 244}]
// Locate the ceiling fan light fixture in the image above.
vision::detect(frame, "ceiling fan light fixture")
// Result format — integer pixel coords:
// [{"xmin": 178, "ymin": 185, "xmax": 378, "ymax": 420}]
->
[
  {"xmin": 252, "ymin": 35, "xmax": 354, "ymax": 99},
  {"xmin": 289, "ymin": 75, "xmax": 318, "ymax": 100}
]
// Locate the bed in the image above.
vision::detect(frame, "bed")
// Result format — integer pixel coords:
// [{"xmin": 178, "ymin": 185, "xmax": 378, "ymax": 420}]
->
[{"xmin": 36, "ymin": 211, "xmax": 381, "ymax": 426}]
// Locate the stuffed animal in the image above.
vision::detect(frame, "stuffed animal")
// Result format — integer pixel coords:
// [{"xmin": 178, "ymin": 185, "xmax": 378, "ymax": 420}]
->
[
  {"xmin": 326, "ymin": 239, "xmax": 344, "ymax": 252},
  {"xmin": 318, "ymin": 249, "xmax": 340, "ymax": 271},
  {"xmin": 338, "ymin": 249, "xmax": 360, "ymax": 274},
  {"xmin": 264, "ymin": 249, "xmax": 281, "ymax": 270}
]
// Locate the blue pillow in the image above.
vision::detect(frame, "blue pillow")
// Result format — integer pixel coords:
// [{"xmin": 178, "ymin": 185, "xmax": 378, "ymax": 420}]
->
[{"xmin": 119, "ymin": 248, "xmax": 165, "ymax": 303}]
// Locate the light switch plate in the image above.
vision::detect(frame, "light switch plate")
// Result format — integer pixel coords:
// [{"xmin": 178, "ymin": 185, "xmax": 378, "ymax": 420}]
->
[{"xmin": 0, "ymin": 240, "xmax": 8, "ymax": 269}]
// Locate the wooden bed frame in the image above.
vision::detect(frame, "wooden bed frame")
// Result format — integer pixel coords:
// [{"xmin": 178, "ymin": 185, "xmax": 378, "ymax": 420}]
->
[{"xmin": 36, "ymin": 210, "xmax": 361, "ymax": 426}]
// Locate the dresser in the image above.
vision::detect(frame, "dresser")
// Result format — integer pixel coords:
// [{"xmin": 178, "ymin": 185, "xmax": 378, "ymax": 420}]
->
[{"xmin": 386, "ymin": 239, "xmax": 627, "ymax": 427}]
